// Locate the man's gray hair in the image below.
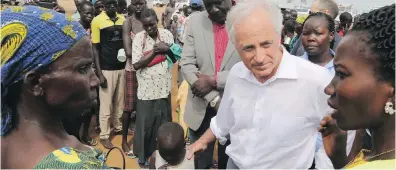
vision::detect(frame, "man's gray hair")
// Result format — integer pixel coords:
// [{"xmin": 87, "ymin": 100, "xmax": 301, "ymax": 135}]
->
[
  {"xmin": 314, "ymin": 0, "xmax": 339, "ymax": 19},
  {"xmin": 226, "ymin": 0, "xmax": 283, "ymax": 45}
]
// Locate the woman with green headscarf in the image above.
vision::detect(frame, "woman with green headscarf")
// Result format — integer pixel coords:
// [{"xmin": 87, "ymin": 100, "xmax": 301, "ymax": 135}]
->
[{"xmin": 1, "ymin": 6, "xmax": 107, "ymax": 169}]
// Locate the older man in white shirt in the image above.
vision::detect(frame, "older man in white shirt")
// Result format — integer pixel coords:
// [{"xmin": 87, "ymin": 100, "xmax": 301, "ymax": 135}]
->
[{"xmin": 187, "ymin": 0, "xmax": 335, "ymax": 169}]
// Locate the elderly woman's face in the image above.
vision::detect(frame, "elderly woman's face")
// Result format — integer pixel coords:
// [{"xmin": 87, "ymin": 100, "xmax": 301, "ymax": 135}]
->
[
  {"xmin": 235, "ymin": 9, "xmax": 281, "ymax": 83},
  {"xmin": 325, "ymin": 33, "xmax": 394, "ymax": 130},
  {"xmin": 39, "ymin": 37, "xmax": 99, "ymax": 115}
]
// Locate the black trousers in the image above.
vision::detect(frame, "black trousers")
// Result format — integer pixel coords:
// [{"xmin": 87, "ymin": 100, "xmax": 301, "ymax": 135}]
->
[{"xmin": 189, "ymin": 106, "xmax": 230, "ymax": 169}]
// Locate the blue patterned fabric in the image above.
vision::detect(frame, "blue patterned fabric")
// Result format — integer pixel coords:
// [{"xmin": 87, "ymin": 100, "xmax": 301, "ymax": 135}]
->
[{"xmin": 1, "ymin": 6, "xmax": 87, "ymax": 136}]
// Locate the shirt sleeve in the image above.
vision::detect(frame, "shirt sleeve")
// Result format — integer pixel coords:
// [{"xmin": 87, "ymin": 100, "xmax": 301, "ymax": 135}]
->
[
  {"xmin": 162, "ymin": 29, "xmax": 174, "ymax": 45},
  {"xmin": 210, "ymin": 72, "xmax": 236, "ymax": 145},
  {"xmin": 91, "ymin": 18, "xmax": 101, "ymax": 43},
  {"xmin": 132, "ymin": 32, "xmax": 144, "ymax": 64}
]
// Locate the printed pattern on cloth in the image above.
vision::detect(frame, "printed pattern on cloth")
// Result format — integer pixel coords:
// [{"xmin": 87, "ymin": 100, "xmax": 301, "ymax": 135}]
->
[{"xmin": 34, "ymin": 147, "xmax": 108, "ymax": 169}]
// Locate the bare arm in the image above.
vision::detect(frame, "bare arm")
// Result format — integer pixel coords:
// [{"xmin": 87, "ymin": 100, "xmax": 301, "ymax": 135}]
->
[
  {"xmin": 133, "ymin": 51, "xmax": 157, "ymax": 70},
  {"xmin": 122, "ymin": 18, "xmax": 132, "ymax": 59}
]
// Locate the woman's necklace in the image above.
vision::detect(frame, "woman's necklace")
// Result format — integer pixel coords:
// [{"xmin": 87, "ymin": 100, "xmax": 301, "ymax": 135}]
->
[
  {"xmin": 345, "ymin": 149, "xmax": 395, "ymax": 168},
  {"xmin": 364, "ymin": 149, "xmax": 396, "ymax": 161}
]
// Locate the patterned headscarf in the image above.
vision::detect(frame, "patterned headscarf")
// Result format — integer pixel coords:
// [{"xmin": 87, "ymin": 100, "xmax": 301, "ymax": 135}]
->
[{"xmin": 1, "ymin": 6, "xmax": 87, "ymax": 136}]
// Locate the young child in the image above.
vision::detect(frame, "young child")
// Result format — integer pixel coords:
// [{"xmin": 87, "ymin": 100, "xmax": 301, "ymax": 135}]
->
[
  {"xmin": 170, "ymin": 15, "xmax": 179, "ymax": 42},
  {"xmin": 149, "ymin": 122, "xmax": 194, "ymax": 169}
]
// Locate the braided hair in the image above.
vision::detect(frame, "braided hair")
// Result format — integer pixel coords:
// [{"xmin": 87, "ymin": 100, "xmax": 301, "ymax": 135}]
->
[
  {"xmin": 303, "ymin": 12, "xmax": 335, "ymax": 48},
  {"xmin": 350, "ymin": 4, "xmax": 395, "ymax": 86}
]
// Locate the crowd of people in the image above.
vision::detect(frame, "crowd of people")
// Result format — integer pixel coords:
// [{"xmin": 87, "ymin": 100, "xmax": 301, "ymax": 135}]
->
[{"xmin": 1, "ymin": 0, "xmax": 395, "ymax": 169}]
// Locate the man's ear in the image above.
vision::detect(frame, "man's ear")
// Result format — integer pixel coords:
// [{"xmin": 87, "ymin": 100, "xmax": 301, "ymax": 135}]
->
[{"xmin": 23, "ymin": 71, "xmax": 44, "ymax": 97}]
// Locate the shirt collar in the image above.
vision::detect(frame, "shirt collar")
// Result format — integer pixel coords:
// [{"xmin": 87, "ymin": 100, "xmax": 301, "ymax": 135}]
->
[
  {"xmin": 100, "ymin": 11, "xmax": 122, "ymax": 20},
  {"xmin": 301, "ymin": 49, "xmax": 335, "ymax": 71},
  {"xmin": 236, "ymin": 47, "xmax": 298, "ymax": 85},
  {"xmin": 274, "ymin": 48, "xmax": 298, "ymax": 80}
]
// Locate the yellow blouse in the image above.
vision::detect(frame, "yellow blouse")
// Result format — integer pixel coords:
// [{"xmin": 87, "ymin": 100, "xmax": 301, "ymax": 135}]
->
[{"xmin": 345, "ymin": 149, "xmax": 396, "ymax": 169}]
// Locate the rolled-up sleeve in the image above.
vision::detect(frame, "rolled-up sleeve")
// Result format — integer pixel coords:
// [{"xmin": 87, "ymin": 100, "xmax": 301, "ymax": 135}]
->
[{"xmin": 210, "ymin": 74, "xmax": 235, "ymax": 145}]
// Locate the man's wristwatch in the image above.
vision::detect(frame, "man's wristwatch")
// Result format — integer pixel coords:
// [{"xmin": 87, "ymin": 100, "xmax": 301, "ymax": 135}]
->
[{"xmin": 210, "ymin": 95, "xmax": 221, "ymax": 108}]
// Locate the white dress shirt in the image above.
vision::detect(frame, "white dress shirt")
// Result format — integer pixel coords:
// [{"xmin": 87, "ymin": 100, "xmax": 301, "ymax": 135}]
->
[{"xmin": 210, "ymin": 50, "xmax": 334, "ymax": 169}]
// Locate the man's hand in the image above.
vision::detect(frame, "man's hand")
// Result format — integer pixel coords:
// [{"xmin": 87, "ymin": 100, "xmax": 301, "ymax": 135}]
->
[
  {"xmin": 187, "ymin": 140, "xmax": 208, "ymax": 160},
  {"xmin": 98, "ymin": 74, "xmax": 107, "ymax": 88},
  {"xmin": 318, "ymin": 114, "xmax": 348, "ymax": 168},
  {"xmin": 191, "ymin": 72, "xmax": 216, "ymax": 98},
  {"xmin": 153, "ymin": 42, "xmax": 170, "ymax": 54}
]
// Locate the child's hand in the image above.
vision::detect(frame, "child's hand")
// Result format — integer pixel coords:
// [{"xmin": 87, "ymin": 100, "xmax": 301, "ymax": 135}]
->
[{"xmin": 186, "ymin": 140, "xmax": 207, "ymax": 160}]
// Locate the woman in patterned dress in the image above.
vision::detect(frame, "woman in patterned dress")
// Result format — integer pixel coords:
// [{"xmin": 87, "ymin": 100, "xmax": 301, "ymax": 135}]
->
[
  {"xmin": 1, "ymin": 6, "xmax": 107, "ymax": 168},
  {"xmin": 130, "ymin": 8, "xmax": 176, "ymax": 167}
]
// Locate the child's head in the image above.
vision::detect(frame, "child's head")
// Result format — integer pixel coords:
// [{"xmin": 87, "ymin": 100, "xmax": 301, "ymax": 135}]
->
[
  {"xmin": 157, "ymin": 122, "xmax": 185, "ymax": 165},
  {"xmin": 172, "ymin": 14, "xmax": 178, "ymax": 22},
  {"xmin": 339, "ymin": 12, "xmax": 353, "ymax": 28}
]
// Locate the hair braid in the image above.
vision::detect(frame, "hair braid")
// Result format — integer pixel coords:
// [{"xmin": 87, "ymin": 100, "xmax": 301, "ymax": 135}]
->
[{"xmin": 351, "ymin": 4, "xmax": 395, "ymax": 85}]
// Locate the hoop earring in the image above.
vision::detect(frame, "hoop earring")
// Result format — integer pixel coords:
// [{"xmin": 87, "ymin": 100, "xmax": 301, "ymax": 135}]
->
[{"xmin": 385, "ymin": 102, "xmax": 395, "ymax": 115}]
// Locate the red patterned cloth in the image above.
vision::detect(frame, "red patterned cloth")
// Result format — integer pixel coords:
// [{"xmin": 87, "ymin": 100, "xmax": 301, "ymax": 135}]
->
[
  {"xmin": 213, "ymin": 23, "xmax": 229, "ymax": 85},
  {"xmin": 124, "ymin": 70, "xmax": 138, "ymax": 112}
]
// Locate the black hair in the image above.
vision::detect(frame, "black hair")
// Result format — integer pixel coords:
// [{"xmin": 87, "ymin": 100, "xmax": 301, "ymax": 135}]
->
[
  {"xmin": 140, "ymin": 8, "xmax": 158, "ymax": 22},
  {"xmin": 78, "ymin": 1, "xmax": 93, "ymax": 11},
  {"xmin": 157, "ymin": 122, "xmax": 185, "ymax": 165},
  {"xmin": 350, "ymin": 4, "xmax": 395, "ymax": 85},
  {"xmin": 290, "ymin": 9, "xmax": 298, "ymax": 17},
  {"xmin": 339, "ymin": 12, "xmax": 353, "ymax": 22},
  {"xmin": 182, "ymin": 5, "xmax": 192, "ymax": 17},
  {"xmin": 127, "ymin": 4, "xmax": 134, "ymax": 14},
  {"xmin": 283, "ymin": 19, "xmax": 296, "ymax": 34},
  {"xmin": 282, "ymin": 11, "xmax": 292, "ymax": 24},
  {"xmin": 94, "ymin": 0, "xmax": 103, "ymax": 5},
  {"xmin": 303, "ymin": 12, "xmax": 335, "ymax": 33},
  {"xmin": 303, "ymin": 12, "xmax": 335, "ymax": 48}
]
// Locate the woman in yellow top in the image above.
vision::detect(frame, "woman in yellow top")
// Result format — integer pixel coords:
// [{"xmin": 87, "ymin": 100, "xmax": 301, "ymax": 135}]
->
[{"xmin": 319, "ymin": 4, "xmax": 395, "ymax": 169}]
